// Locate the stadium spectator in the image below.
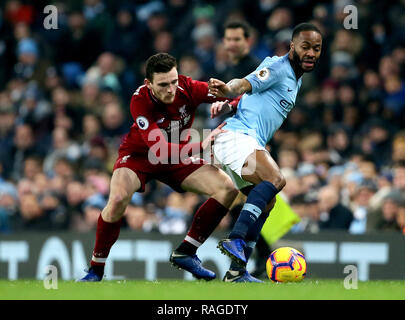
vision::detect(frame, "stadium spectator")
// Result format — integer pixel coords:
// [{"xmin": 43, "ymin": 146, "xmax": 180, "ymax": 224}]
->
[
  {"xmin": 82, "ymin": 0, "xmax": 112, "ymax": 38},
  {"xmin": 64, "ymin": 179, "xmax": 85, "ymax": 224},
  {"xmin": 42, "ymin": 127, "xmax": 81, "ymax": 177},
  {"xmin": 349, "ymin": 179, "xmax": 378, "ymax": 234},
  {"xmin": 192, "ymin": 22, "xmax": 217, "ymax": 76},
  {"xmin": 217, "ymin": 20, "xmax": 261, "ymax": 83},
  {"xmin": 13, "ymin": 37, "xmax": 52, "ymax": 89},
  {"xmin": 393, "ymin": 161, "xmax": 405, "ymax": 193},
  {"xmin": 80, "ymin": 112, "xmax": 102, "ymax": 147},
  {"xmin": 0, "ymin": 166, "xmax": 18, "ymax": 232},
  {"xmin": 137, "ymin": 8, "xmax": 169, "ymax": 63},
  {"xmin": 392, "ymin": 134, "xmax": 405, "ymax": 163},
  {"xmin": 263, "ymin": 7, "xmax": 293, "ymax": 54},
  {"xmin": 396, "ymin": 199, "xmax": 405, "ymax": 235},
  {"xmin": 124, "ymin": 204, "xmax": 148, "ymax": 231},
  {"xmin": 318, "ymin": 185, "xmax": 353, "ymax": 231},
  {"xmin": 178, "ymin": 55, "xmax": 206, "ymax": 81},
  {"xmin": 0, "ymin": 103, "xmax": 17, "ymax": 151},
  {"xmin": 4, "ymin": 0, "xmax": 35, "ymax": 26},
  {"xmin": 290, "ymin": 192, "xmax": 320, "ymax": 233},
  {"xmin": 83, "ymin": 52, "xmax": 122, "ymax": 94},
  {"xmin": 100, "ymin": 101, "xmax": 130, "ymax": 144},
  {"xmin": 158, "ymin": 192, "xmax": 198, "ymax": 235},
  {"xmin": 17, "ymin": 86, "xmax": 53, "ymax": 138},
  {"xmin": 55, "ymin": 10, "xmax": 103, "ymax": 80},
  {"xmin": 367, "ymin": 190, "xmax": 402, "ymax": 232},
  {"xmin": 105, "ymin": 4, "xmax": 139, "ymax": 64},
  {"xmin": 1, "ymin": 123, "xmax": 44, "ymax": 182},
  {"xmin": 51, "ymin": 86, "xmax": 84, "ymax": 138}
]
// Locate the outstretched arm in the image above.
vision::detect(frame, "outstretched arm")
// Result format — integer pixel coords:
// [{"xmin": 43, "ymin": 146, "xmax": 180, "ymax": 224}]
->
[
  {"xmin": 210, "ymin": 95, "xmax": 241, "ymax": 119},
  {"xmin": 208, "ymin": 78, "xmax": 252, "ymax": 98}
]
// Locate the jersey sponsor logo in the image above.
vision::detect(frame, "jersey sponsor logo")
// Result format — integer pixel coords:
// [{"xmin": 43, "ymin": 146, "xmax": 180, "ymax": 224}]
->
[
  {"xmin": 183, "ymin": 114, "xmax": 191, "ymax": 125},
  {"xmin": 136, "ymin": 116, "xmax": 149, "ymax": 130},
  {"xmin": 279, "ymin": 99, "xmax": 294, "ymax": 113},
  {"xmin": 256, "ymin": 67, "xmax": 270, "ymax": 81},
  {"xmin": 166, "ymin": 120, "xmax": 181, "ymax": 133}
]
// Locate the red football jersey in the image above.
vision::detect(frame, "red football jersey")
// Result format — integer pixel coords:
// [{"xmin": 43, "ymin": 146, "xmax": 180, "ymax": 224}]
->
[{"xmin": 119, "ymin": 75, "xmax": 231, "ymax": 163}]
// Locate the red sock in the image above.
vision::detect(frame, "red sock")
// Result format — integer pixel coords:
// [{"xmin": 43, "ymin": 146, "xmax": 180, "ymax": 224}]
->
[
  {"xmin": 184, "ymin": 198, "xmax": 229, "ymax": 248},
  {"xmin": 90, "ymin": 215, "xmax": 122, "ymax": 267}
]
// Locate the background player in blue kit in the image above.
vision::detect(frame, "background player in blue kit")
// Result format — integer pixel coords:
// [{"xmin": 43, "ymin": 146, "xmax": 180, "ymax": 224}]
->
[{"xmin": 208, "ymin": 23, "xmax": 323, "ymax": 282}]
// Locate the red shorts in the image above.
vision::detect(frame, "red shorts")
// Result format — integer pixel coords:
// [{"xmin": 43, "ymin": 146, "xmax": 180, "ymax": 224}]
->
[{"xmin": 113, "ymin": 153, "xmax": 206, "ymax": 193}]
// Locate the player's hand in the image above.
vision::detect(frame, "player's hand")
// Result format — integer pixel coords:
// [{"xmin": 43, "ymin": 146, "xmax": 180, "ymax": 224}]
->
[
  {"xmin": 201, "ymin": 122, "xmax": 227, "ymax": 150},
  {"xmin": 208, "ymin": 78, "xmax": 229, "ymax": 97},
  {"xmin": 210, "ymin": 100, "xmax": 232, "ymax": 119}
]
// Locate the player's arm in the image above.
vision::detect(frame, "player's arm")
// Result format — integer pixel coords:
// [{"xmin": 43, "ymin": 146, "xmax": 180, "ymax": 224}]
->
[
  {"xmin": 208, "ymin": 78, "xmax": 252, "ymax": 98},
  {"xmin": 210, "ymin": 95, "xmax": 241, "ymax": 119}
]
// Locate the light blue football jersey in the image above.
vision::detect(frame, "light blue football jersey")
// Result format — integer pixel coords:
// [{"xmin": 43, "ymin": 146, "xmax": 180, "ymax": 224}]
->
[{"xmin": 224, "ymin": 53, "xmax": 302, "ymax": 147}]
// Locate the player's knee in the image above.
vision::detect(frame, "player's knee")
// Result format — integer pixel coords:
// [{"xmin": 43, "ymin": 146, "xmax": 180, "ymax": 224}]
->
[
  {"xmin": 265, "ymin": 171, "xmax": 286, "ymax": 191},
  {"xmin": 226, "ymin": 186, "xmax": 239, "ymax": 204},
  {"xmin": 108, "ymin": 192, "xmax": 131, "ymax": 213},
  {"xmin": 212, "ymin": 179, "xmax": 238, "ymax": 207}
]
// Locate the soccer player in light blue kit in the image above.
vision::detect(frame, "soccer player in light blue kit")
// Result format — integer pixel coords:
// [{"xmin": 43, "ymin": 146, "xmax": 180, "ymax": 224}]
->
[{"xmin": 209, "ymin": 23, "xmax": 322, "ymax": 282}]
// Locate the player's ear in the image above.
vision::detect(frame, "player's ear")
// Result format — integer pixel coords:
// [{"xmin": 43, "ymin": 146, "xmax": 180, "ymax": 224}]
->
[
  {"xmin": 144, "ymin": 78, "xmax": 152, "ymax": 89},
  {"xmin": 290, "ymin": 41, "xmax": 294, "ymax": 51}
]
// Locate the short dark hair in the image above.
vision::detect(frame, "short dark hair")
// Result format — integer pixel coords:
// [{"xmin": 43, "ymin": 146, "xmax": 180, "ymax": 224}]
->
[
  {"xmin": 224, "ymin": 20, "xmax": 251, "ymax": 38},
  {"xmin": 292, "ymin": 22, "xmax": 322, "ymax": 40},
  {"xmin": 145, "ymin": 53, "xmax": 177, "ymax": 81}
]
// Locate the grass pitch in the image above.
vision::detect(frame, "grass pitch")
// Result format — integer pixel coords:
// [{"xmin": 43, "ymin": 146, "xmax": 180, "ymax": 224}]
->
[{"xmin": 1, "ymin": 279, "xmax": 405, "ymax": 300}]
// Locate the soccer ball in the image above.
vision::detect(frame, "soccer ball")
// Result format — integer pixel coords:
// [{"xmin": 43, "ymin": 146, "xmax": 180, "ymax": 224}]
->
[{"xmin": 266, "ymin": 247, "xmax": 307, "ymax": 282}]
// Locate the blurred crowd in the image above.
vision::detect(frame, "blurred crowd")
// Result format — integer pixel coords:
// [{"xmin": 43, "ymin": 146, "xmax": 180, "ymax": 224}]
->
[{"xmin": 0, "ymin": 0, "xmax": 404, "ymax": 237}]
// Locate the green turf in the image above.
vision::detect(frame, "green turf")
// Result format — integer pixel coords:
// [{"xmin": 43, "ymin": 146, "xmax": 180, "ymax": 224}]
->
[{"xmin": 1, "ymin": 279, "xmax": 405, "ymax": 300}]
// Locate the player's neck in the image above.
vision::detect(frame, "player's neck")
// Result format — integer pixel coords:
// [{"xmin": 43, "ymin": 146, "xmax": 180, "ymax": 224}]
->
[{"xmin": 288, "ymin": 52, "xmax": 304, "ymax": 80}]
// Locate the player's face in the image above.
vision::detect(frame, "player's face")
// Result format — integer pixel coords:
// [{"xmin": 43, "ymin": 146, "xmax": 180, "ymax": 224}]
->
[
  {"xmin": 291, "ymin": 31, "xmax": 322, "ymax": 72},
  {"xmin": 223, "ymin": 28, "xmax": 249, "ymax": 61},
  {"xmin": 146, "ymin": 67, "xmax": 179, "ymax": 104}
]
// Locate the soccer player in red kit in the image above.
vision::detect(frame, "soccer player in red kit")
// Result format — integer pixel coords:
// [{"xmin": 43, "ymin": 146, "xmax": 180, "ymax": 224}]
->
[{"xmin": 78, "ymin": 53, "xmax": 239, "ymax": 281}]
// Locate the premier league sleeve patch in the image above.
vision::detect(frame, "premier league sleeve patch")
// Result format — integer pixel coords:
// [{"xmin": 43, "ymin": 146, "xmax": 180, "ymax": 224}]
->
[
  {"xmin": 256, "ymin": 67, "xmax": 270, "ymax": 81},
  {"xmin": 136, "ymin": 116, "xmax": 149, "ymax": 130}
]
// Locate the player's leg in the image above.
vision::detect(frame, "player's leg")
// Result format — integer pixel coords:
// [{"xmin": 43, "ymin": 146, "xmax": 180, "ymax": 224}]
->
[
  {"xmin": 178, "ymin": 164, "xmax": 238, "ymax": 249},
  {"xmin": 218, "ymin": 150, "xmax": 285, "ymax": 265},
  {"xmin": 78, "ymin": 167, "xmax": 141, "ymax": 281},
  {"xmin": 225, "ymin": 197, "xmax": 276, "ymax": 282},
  {"xmin": 170, "ymin": 164, "xmax": 238, "ymax": 280}
]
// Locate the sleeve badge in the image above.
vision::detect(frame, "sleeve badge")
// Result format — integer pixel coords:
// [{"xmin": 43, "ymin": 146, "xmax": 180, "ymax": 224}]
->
[{"xmin": 136, "ymin": 116, "xmax": 149, "ymax": 130}]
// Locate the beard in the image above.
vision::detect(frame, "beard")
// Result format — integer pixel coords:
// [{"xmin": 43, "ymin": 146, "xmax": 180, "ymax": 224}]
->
[{"xmin": 292, "ymin": 49, "xmax": 316, "ymax": 72}]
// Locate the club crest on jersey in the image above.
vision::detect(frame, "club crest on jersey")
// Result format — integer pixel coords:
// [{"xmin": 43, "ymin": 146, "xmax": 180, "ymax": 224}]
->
[
  {"xmin": 136, "ymin": 116, "xmax": 149, "ymax": 130},
  {"xmin": 120, "ymin": 155, "xmax": 131, "ymax": 164},
  {"xmin": 256, "ymin": 67, "xmax": 270, "ymax": 81}
]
